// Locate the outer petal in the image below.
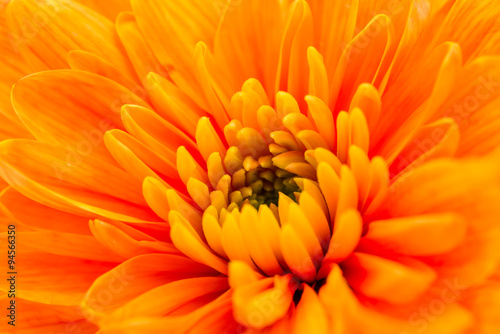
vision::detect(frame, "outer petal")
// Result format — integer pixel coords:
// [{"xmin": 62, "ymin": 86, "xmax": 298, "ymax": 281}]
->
[
  {"xmin": 0, "ymin": 187, "xmax": 92, "ymax": 235},
  {"xmin": 75, "ymin": 0, "xmax": 131, "ymax": 20},
  {"xmin": 342, "ymin": 253, "xmax": 437, "ymax": 304},
  {"xmin": 384, "ymin": 154, "xmax": 500, "ymax": 286},
  {"xmin": 100, "ymin": 277, "xmax": 229, "ymax": 327},
  {"xmin": 8, "ymin": 230, "xmax": 123, "ymax": 262},
  {"xmin": 0, "ymin": 139, "xmax": 158, "ymax": 222},
  {"xmin": 11, "ymin": 70, "xmax": 150, "ymax": 164},
  {"xmin": 6, "ymin": 0, "xmax": 133, "ymax": 73},
  {"xmin": 81, "ymin": 254, "xmax": 219, "ymax": 322},
  {"xmin": 462, "ymin": 281, "xmax": 500, "ymax": 334},
  {"xmin": 213, "ymin": 0, "xmax": 286, "ymax": 95},
  {"xmin": 0, "ymin": 248, "xmax": 115, "ymax": 305},
  {"xmin": 0, "ymin": 297, "xmax": 97, "ymax": 334},
  {"xmin": 94, "ymin": 293, "xmax": 237, "ymax": 334},
  {"xmin": 0, "ymin": 12, "xmax": 33, "ymax": 133},
  {"xmin": 131, "ymin": 0, "xmax": 219, "ymax": 101},
  {"xmin": 116, "ymin": 12, "xmax": 168, "ymax": 85},
  {"xmin": 292, "ymin": 285, "xmax": 328, "ymax": 334}
]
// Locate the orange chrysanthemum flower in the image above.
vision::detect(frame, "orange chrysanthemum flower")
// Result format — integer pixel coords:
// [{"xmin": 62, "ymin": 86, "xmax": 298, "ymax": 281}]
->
[{"xmin": 1, "ymin": 0, "xmax": 500, "ymax": 333}]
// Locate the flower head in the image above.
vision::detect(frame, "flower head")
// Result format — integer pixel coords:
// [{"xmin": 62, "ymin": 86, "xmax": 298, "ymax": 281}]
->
[{"xmin": 1, "ymin": 0, "xmax": 500, "ymax": 333}]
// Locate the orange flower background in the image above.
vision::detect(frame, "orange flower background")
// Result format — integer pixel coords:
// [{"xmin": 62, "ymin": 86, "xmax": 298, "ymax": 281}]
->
[{"xmin": 1, "ymin": 0, "xmax": 500, "ymax": 333}]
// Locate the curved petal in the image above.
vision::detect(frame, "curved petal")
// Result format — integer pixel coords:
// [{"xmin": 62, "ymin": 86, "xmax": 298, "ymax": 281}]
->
[
  {"xmin": 11, "ymin": 70, "xmax": 150, "ymax": 164},
  {"xmin": 342, "ymin": 253, "xmax": 437, "ymax": 304},
  {"xmin": 81, "ymin": 253, "xmax": 219, "ymax": 321},
  {"xmin": 0, "ymin": 249, "xmax": 115, "ymax": 305},
  {"xmin": 214, "ymin": 0, "xmax": 286, "ymax": 94},
  {"xmin": 0, "ymin": 296, "xmax": 97, "ymax": 334},
  {"xmin": 0, "ymin": 139, "xmax": 160, "ymax": 223},
  {"xmin": 68, "ymin": 50, "xmax": 141, "ymax": 91},
  {"xmin": 9, "ymin": 230, "xmax": 123, "ymax": 262},
  {"xmin": 101, "ymin": 277, "xmax": 228, "ymax": 326},
  {"xmin": 361, "ymin": 213, "xmax": 467, "ymax": 256},
  {"xmin": 6, "ymin": 0, "xmax": 133, "ymax": 72},
  {"xmin": 89, "ymin": 219, "xmax": 179, "ymax": 259},
  {"xmin": 292, "ymin": 285, "xmax": 328, "ymax": 334},
  {"xmin": 232, "ymin": 275, "xmax": 295, "ymax": 329},
  {"xmin": 0, "ymin": 187, "xmax": 92, "ymax": 235},
  {"xmin": 116, "ymin": 12, "xmax": 168, "ymax": 84},
  {"xmin": 76, "ymin": 0, "xmax": 131, "ymax": 20},
  {"xmin": 385, "ymin": 155, "xmax": 500, "ymax": 285},
  {"xmin": 131, "ymin": 0, "xmax": 219, "ymax": 106},
  {"xmin": 0, "ymin": 139, "xmax": 146, "ymax": 205}
]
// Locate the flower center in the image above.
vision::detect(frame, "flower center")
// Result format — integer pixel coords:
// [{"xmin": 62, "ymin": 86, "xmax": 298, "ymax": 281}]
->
[
  {"xmin": 174, "ymin": 81, "xmax": 390, "ymax": 298},
  {"xmin": 229, "ymin": 154, "xmax": 300, "ymax": 209},
  {"xmin": 170, "ymin": 79, "xmax": 392, "ymax": 331}
]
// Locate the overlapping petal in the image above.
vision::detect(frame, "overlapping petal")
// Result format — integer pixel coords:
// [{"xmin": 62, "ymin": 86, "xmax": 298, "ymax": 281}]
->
[{"xmin": 0, "ymin": 0, "xmax": 500, "ymax": 333}]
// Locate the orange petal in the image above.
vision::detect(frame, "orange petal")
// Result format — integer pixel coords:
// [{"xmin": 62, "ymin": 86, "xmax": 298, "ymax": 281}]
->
[
  {"xmin": 194, "ymin": 43, "xmax": 233, "ymax": 128},
  {"xmin": 374, "ymin": 42, "xmax": 462, "ymax": 151},
  {"xmin": 104, "ymin": 129, "xmax": 177, "ymax": 183},
  {"xmin": 240, "ymin": 206, "xmax": 284, "ymax": 276},
  {"xmin": 386, "ymin": 156, "xmax": 500, "ymax": 285},
  {"xmin": 131, "ymin": 0, "xmax": 218, "ymax": 73},
  {"xmin": 228, "ymin": 261, "xmax": 264, "ymax": 289},
  {"xmin": 233, "ymin": 275, "xmax": 294, "ymax": 329},
  {"xmin": 305, "ymin": 96, "xmax": 335, "ymax": 149},
  {"xmin": 390, "ymin": 117, "xmax": 460, "ymax": 177},
  {"xmin": 81, "ymin": 253, "xmax": 218, "ymax": 320},
  {"xmin": 280, "ymin": 225, "xmax": 317, "ymax": 283},
  {"xmin": 196, "ymin": 117, "xmax": 227, "ymax": 162},
  {"xmin": 0, "ymin": 140, "xmax": 158, "ymax": 222},
  {"xmin": 122, "ymin": 104, "xmax": 197, "ymax": 163},
  {"xmin": 0, "ymin": 113, "xmax": 32, "ymax": 141},
  {"xmin": 0, "ymin": 296, "xmax": 97, "ymax": 333},
  {"xmin": 116, "ymin": 12, "xmax": 167, "ymax": 84},
  {"xmin": 298, "ymin": 190, "xmax": 330, "ymax": 246},
  {"xmin": 221, "ymin": 213, "xmax": 256, "ymax": 271},
  {"xmin": 307, "ymin": 47, "xmax": 329, "ymax": 104},
  {"xmin": 0, "ymin": 249, "xmax": 114, "ymax": 305},
  {"xmin": 12, "ymin": 230, "xmax": 123, "ymax": 262},
  {"xmin": 171, "ymin": 222, "xmax": 228, "ymax": 275},
  {"xmin": 457, "ymin": 97, "xmax": 500, "ymax": 157},
  {"xmin": 0, "ymin": 187, "xmax": 91, "ymax": 235},
  {"xmin": 462, "ymin": 281, "xmax": 500, "ymax": 333},
  {"xmin": 332, "ymin": 14, "xmax": 394, "ymax": 110},
  {"xmin": 0, "ymin": 16, "xmax": 33, "ymax": 129},
  {"xmin": 430, "ymin": 0, "xmax": 500, "ymax": 61},
  {"xmin": 68, "ymin": 50, "xmax": 141, "ymax": 92},
  {"xmin": 308, "ymin": 0, "xmax": 357, "ymax": 82},
  {"xmin": 324, "ymin": 209, "xmax": 362, "ymax": 263},
  {"xmin": 0, "ymin": 139, "xmax": 146, "ymax": 204},
  {"xmin": 76, "ymin": 0, "xmax": 131, "ymax": 20},
  {"xmin": 213, "ymin": 0, "xmax": 285, "ymax": 94},
  {"xmin": 318, "ymin": 264, "xmax": 360, "ymax": 333},
  {"xmin": 275, "ymin": 0, "xmax": 313, "ymax": 104},
  {"xmin": 89, "ymin": 219, "xmax": 179, "ymax": 259},
  {"xmin": 11, "ymin": 70, "xmax": 150, "ymax": 164},
  {"xmin": 145, "ymin": 72, "xmax": 207, "ymax": 136},
  {"xmin": 6, "ymin": 0, "xmax": 132, "ymax": 72},
  {"xmin": 287, "ymin": 202, "xmax": 323, "ymax": 260},
  {"xmin": 102, "ymin": 277, "xmax": 228, "ymax": 325},
  {"xmin": 361, "ymin": 213, "xmax": 467, "ymax": 256},
  {"xmin": 343, "ymin": 253, "xmax": 436, "ymax": 304},
  {"xmin": 317, "ymin": 162, "xmax": 340, "ymax": 222},
  {"xmin": 96, "ymin": 293, "xmax": 235, "ymax": 334},
  {"xmin": 348, "ymin": 83, "xmax": 381, "ymax": 133},
  {"xmin": 292, "ymin": 285, "xmax": 328, "ymax": 334}
]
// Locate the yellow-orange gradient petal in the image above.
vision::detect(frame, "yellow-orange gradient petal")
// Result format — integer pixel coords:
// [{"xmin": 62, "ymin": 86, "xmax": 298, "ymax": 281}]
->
[
  {"xmin": 0, "ymin": 297, "xmax": 97, "ymax": 334},
  {"xmin": 1, "ymin": 0, "xmax": 500, "ymax": 333}
]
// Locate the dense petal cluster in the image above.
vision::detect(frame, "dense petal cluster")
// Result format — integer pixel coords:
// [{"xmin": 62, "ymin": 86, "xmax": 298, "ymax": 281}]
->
[{"xmin": 1, "ymin": 0, "xmax": 500, "ymax": 333}]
